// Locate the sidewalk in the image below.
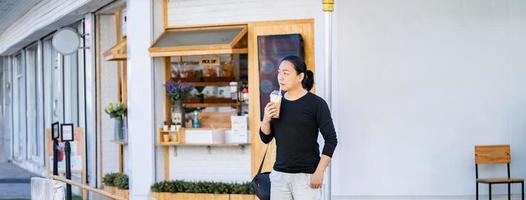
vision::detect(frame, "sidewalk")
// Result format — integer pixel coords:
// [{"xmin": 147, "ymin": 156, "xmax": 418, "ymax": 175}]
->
[{"xmin": 0, "ymin": 162, "xmax": 38, "ymax": 200}]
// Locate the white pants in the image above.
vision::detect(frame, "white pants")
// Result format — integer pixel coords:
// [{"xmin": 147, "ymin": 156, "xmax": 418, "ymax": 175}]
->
[{"xmin": 270, "ymin": 170, "xmax": 321, "ymax": 200}]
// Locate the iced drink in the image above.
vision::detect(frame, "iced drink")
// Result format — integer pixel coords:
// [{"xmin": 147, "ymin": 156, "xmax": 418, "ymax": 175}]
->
[{"xmin": 270, "ymin": 90, "xmax": 282, "ymax": 119}]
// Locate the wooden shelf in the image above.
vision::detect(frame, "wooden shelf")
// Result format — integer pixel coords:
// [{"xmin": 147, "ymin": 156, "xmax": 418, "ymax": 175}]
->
[
  {"xmin": 104, "ymin": 38, "xmax": 127, "ymax": 61},
  {"xmin": 170, "ymin": 78, "xmax": 236, "ymax": 86},
  {"xmin": 157, "ymin": 142, "xmax": 251, "ymax": 147},
  {"xmin": 188, "ymin": 81, "xmax": 233, "ymax": 87},
  {"xmin": 183, "ymin": 102, "xmax": 240, "ymax": 108},
  {"xmin": 159, "ymin": 130, "xmax": 178, "ymax": 133}
]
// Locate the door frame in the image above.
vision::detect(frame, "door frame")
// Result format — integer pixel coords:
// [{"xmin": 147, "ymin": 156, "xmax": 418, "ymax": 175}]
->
[{"xmin": 248, "ymin": 19, "xmax": 315, "ymax": 176}]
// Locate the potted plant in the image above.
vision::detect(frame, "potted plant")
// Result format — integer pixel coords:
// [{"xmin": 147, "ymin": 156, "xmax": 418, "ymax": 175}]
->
[
  {"xmin": 164, "ymin": 80, "xmax": 194, "ymax": 127},
  {"xmin": 150, "ymin": 180, "xmax": 255, "ymax": 200},
  {"xmin": 103, "ymin": 173, "xmax": 129, "ymax": 199},
  {"xmin": 114, "ymin": 173, "xmax": 129, "ymax": 199},
  {"xmin": 104, "ymin": 102, "xmax": 127, "ymax": 141},
  {"xmin": 102, "ymin": 173, "xmax": 120, "ymax": 194}
]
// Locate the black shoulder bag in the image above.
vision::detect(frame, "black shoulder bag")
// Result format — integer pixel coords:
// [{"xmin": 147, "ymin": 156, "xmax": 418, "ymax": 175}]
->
[{"xmin": 251, "ymin": 144, "xmax": 271, "ymax": 200}]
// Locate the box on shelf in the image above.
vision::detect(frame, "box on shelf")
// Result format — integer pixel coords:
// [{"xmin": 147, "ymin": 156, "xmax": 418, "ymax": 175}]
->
[
  {"xmin": 225, "ymin": 129, "xmax": 249, "ymax": 144},
  {"xmin": 226, "ymin": 115, "xmax": 248, "ymax": 143},
  {"xmin": 199, "ymin": 112, "xmax": 231, "ymax": 128},
  {"xmin": 184, "ymin": 128, "xmax": 225, "ymax": 144},
  {"xmin": 231, "ymin": 115, "xmax": 247, "ymax": 131}
]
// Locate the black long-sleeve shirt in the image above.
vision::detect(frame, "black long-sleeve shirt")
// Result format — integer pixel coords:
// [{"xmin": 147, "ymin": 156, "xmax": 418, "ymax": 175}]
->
[{"xmin": 259, "ymin": 92, "xmax": 338, "ymax": 174}]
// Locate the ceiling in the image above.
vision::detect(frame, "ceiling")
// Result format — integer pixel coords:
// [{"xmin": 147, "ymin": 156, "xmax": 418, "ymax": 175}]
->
[
  {"xmin": 0, "ymin": 0, "xmax": 43, "ymax": 36},
  {"xmin": 0, "ymin": 0, "xmax": 116, "ymax": 55}
]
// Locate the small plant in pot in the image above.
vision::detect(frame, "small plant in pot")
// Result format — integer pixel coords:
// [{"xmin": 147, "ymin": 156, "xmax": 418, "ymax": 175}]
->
[
  {"xmin": 114, "ymin": 174, "xmax": 129, "ymax": 190},
  {"xmin": 104, "ymin": 102, "xmax": 127, "ymax": 141},
  {"xmin": 102, "ymin": 173, "xmax": 120, "ymax": 187},
  {"xmin": 164, "ymin": 80, "xmax": 194, "ymax": 127},
  {"xmin": 103, "ymin": 173, "xmax": 129, "ymax": 198}
]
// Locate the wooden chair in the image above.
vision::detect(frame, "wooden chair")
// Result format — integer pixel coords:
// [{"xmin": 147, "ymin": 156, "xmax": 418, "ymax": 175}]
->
[{"xmin": 475, "ymin": 144, "xmax": 524, "ymax": 200}]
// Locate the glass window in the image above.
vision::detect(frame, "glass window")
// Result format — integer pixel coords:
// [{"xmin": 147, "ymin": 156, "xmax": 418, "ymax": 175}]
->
[
  {"xmin": 40, "ymin": 22, "xmax": 84, "ymax": 169},
  {"xmin": 43, "ymin": 38, "xmax": 63, "ymax": 125},
  {"xmin": 76, "ymin": 22, "xmax": 86, "ymax": 130},
  {"xmin": 63, "ymin": 52, "xmax": 79, "ymax": 126},
  {"xmin": 43, "ymin": 27, "xmax": 80, "ymax": 127},
  {"xmin": 0, "ymin": 58, "xmax": 3, "ymax": 116},
  {"xmin": 25, "ymin": 45, "xmax": 38, "ymax": 159},
  {"xmin": 2, "ymin": 57, "xmax": 13, "ymax": 160},
  {"xmin": 14, "ymin": 53, "xmax": 27, "ymax": 160}
]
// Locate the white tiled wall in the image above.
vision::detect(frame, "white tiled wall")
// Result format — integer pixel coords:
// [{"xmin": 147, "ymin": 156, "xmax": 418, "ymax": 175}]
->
[
  {"xmin": 169, "ymin": 147, "xmax": 252, "ymax": 182},
  {"xmin": 167, "ymin": 0, "xmax": 318, "ymax": 27}
]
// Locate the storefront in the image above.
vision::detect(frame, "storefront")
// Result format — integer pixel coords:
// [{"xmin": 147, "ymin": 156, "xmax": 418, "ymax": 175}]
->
[
  {"xmin": 147, "ymin": 0, "xmax": 320, "ymax": 182},
  {"xmin": 0, "ymin": 0, "xmax": 329, "ymax": 198},
  {"xmin": 120, "ymin": 0, "xmax": 330, "ymax": 198}
]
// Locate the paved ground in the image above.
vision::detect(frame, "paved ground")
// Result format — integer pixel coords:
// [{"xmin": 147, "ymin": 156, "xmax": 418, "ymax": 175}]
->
[{"xmin": 0, "ymin": 162, "xmax": 38, "ymax": 200}]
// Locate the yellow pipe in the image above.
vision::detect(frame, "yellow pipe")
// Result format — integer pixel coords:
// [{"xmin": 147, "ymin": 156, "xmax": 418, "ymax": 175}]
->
[{"xmin": 323, "ymin": 0, "xmax": 334, "ymax": 12}]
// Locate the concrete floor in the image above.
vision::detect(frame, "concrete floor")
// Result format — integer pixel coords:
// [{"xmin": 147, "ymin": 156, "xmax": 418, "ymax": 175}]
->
[{"xmin": 0, "ymin": 162, "xmax": 38, "ymax": 200}]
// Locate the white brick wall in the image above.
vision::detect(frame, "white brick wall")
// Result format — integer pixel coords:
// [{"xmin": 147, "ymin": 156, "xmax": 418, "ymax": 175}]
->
[
  {"xmin": 169, "ymin": 146, "xmax": 252, "ymax": 182},
  {"xmin": 167, "ymin": 0, "xmax": 318, "ymax": 27}
]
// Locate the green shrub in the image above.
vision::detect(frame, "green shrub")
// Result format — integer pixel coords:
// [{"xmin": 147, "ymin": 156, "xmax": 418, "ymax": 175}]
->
[
  {"xmin": 150, "ymin": 180, "xmax": 254, "ymax": 194},
  {"xmin": 102, "ymin": 173, "xmax": 120, "ymax": 187},
  {"xmin": 102, "ymin": 172, "xmax": 129, "ymax": 189},
  {"xmin": 114, "ymin": 174, "xmax": 129, "ymax": 189},
  {"xmin": 230, "ymin": 182, "xmax": 254, "ymax": 194}
]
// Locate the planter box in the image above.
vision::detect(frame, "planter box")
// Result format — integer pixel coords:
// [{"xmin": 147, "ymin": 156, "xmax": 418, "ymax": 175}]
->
[
  {"xmin": 150, "ymin": 192, "xmax": 230, "ymax": 200},
  {"xmin": 104, "ymin": 185, "xmax": 116, "ymax": 195},
  {"xmin": 115, "ymin": 188, "xmax": 130, "ymax": 199},
  {"xmin": 104, "ymin": 185, "xmax": 129, "ymax": 199},
  {"xmin": 178, "ymin": 193, "xmax": 230, "ymax": 200},
  {"xmin": 229, "ymin": 194, "xmax": 256, "ymax": 200}
]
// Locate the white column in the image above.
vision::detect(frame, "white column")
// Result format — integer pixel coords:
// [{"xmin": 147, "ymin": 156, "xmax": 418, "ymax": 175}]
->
[
  {"xmin": 322, "ymin": 1, "xmax": 334, "ymax": 199},
  {"xmin": 127, "ymin": 0, "xmax": 155, "ymax": 199},
  {"xmin": 82, "ymin": 13, "xmax": 98, "ymax": 189}
]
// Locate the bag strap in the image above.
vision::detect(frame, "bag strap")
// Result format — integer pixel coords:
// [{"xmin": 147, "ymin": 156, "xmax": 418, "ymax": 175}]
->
[{"xmin": 257, "ymin": 142, "xmax": 271, "ymax": 174}]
